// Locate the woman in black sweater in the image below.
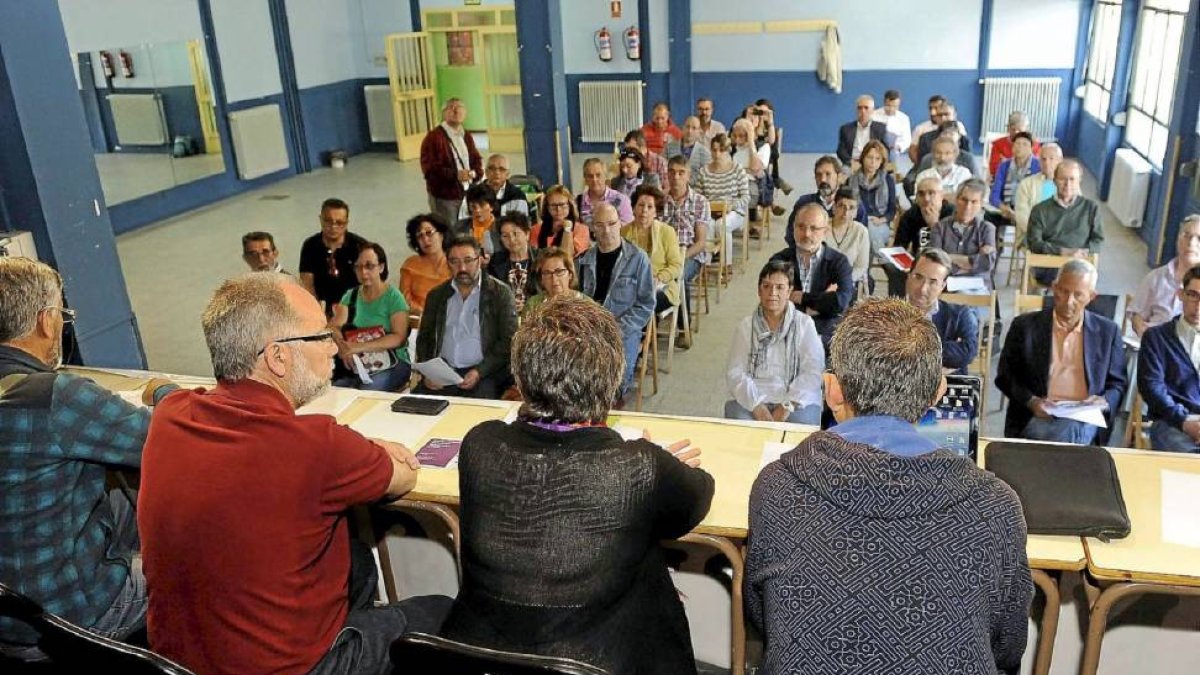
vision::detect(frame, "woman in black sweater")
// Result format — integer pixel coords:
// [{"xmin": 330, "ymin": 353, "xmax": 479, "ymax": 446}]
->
[{"xmin": 441, "ymin": 295, "xmax": 714, "ymax": 674}]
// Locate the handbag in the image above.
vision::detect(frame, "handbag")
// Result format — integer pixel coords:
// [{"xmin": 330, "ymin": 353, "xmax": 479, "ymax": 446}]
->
[
  {"xmin": 333, "ymin": 288, "xmax": 396, "ymax": 380},
  {"xmin": 984, "ymin": 441, "xmax": 1131, "ymax": 541}
]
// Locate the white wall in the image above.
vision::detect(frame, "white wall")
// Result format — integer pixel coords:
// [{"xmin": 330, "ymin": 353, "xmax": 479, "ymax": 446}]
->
[
  {"xmin": 357, "ymin": 0, "xmax": 413, "ymax": 79},
  {"xmin": 287, "ymin": 0, "xmax": 360, "ymax": 88},
  {"xmin": 690, "ymin": 0, "xmax": 983, "ymax": 72},
  {"xmin": 649, "ymin": 0, "xmax": 669, "ymax": 73},
  {"xmin": 208, "ymin": 0, "xmax": 283, "ymax": 102},
  {"xmin": 989, "ymin": 0, "xmax": 1080, "ymax": 70},
  {"xmin": 58, "ymin": 0, "xmax": 203, "ymax": 52},
  {"xmin": 562, "ymin": 0, "xmax": 643, "ymax": 75}
]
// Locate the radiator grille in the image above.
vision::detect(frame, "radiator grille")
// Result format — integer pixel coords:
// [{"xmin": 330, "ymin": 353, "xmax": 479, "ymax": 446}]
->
[
  {"xmin": 979, "ymin": 77, "xmax": 1061, "ymax": 142},
  {"xmin": 578, "ymin": 81, "xmax": 643, "ymax": 144},
  {"xmin": 227, "ymin": 104, "xmax": 290, "ymax": 180},
  {"xmin": 107, "ymin": 93, "xmax": 168, "ymax": 146}
]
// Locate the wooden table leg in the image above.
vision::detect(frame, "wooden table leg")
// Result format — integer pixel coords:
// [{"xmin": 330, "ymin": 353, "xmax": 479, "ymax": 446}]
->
[
  {"xmin": 1079, "ymin": 582, "xmax": 1200, "ymax": 675},
  {"xmin": 678, "ymin": 533, "xmax": 746, "ymax": 675},
  {"xmin": 1030, "ymin": 569, "xmax": 1060, "ymax": 675}
]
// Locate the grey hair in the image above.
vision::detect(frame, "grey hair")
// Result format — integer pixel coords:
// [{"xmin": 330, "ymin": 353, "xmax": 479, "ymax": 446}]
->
[
  {"xmin": 442, "ymin": 97, "xmax": 464, "ymax": 112},
  {"xmin": 1056, "ymin": 258, "xmax": 1098, "ymax": 286},
  {"xmin": 1007, "ymin": 110, "xmax": 1029, "ymax": 127},
  {"xmin": 1040, "ymin": 142, "xmax": 1063, "ymax": 158},
  {"xmin": 1178, "ymin": 213, "xmax": 1200, "ymax": 231},
  {"xmin": 512, "ymin": 295, "xmax": 624, "ymax": 423},
  {"xmin": 856, "ymin": 94, "xmax": 874, "ymax": 107},
  {"xmin": 956, "ymin": 178, "xmax": 988, "ymax": 201},
  {"xmin": 201, "ymin": 273, "xmax": 302, "ymax": 381},
  {"xmin": 917, "ymin": 247, "xmax": 954, "ymax": 272},
  {"xmin": 829, "ymin": 298, "xmax": 943, "ymax": 423},
  {"xmin": 0, "ymin": 257, "xmax": 63, "ymax": 343}
]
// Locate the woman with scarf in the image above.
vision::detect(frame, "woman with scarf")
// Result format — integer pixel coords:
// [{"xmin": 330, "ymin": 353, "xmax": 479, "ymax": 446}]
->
[
  {"xmin": 848, "ymin": 139, "xmax": 898, "ymax": 257},
  {"xmin": 724, "ymin": 259, "xmax": 825, "ymax": 425}
]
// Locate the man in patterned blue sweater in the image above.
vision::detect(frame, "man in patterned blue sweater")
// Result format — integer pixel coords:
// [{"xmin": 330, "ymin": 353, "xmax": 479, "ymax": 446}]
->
[
  {"xmin": 0, "ymin": 258, "xmax": 173, "ymax": 660},
  {"xmin": 746, "ymin": 297, "xmax": 1031, "ymax": 674}
]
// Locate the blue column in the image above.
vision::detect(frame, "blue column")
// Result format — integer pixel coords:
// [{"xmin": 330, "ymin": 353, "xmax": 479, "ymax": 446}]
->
[
  {"xmin": 637, "ymin": 0, "xmax": 653, "ymax": 119},
  {"xmin": 517, "ymin": 0, "xmax": 571, "ymax": 187},
  {"xmin": 0, "ymin": 2, "xmax": 145, "ymax": 367},
  {"xmin": 1063, "ymin": 0, "xmax": 1097, "ymax": 155},
  {"xmin": 666, "ymin": 0, "xmax": 692, "ymax": 122}
]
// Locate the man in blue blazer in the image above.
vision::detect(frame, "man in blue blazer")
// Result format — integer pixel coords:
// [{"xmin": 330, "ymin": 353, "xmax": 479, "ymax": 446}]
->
[
  {"xmin": 996, "ymin": 259, "xmax": 1126, "ymax": 444},
  {"xmin": 836, "ymin": 95, "xmax": 889, "ymax": 167},
  {"xmin": 1138, "ymin": 263, "xmax": 1200, "ymax": 452},
  {"xmin": 770, "ymin": 203, "xmax": 854, "ymax": 353},
  {"xmin": 905, "ymin": 248, "xmax": 979, "ymax": 375}
]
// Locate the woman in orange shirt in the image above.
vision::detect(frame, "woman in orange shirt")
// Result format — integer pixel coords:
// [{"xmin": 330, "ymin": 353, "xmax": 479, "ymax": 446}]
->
[
  {"xmin": 530, "ymin": 184, "xmax": 590, "ymax": 257},
  {"xmin": 398, "ymin": 213, "xmax": 451, "ymax": 315}
]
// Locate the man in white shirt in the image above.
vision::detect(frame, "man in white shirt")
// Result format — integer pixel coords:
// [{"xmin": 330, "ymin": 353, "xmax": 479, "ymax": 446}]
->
[
  {"xmin": 241, "ymin": 232, "xmax": 287, "ymax": 274},
  {"xmin": 871, "ymin": 89, "xmax": 912, "ymax": 163},
  {"xmin": 1129, "ymin": 214, "xmax": 1200, "ymax": 336},
  {"xmin": 915, "ymin": 137, "xmax": 972, "ymax": 195}
]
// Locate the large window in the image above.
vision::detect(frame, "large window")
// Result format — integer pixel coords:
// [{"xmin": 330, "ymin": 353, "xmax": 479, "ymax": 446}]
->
[
  {"xmin": 1125, "ymin": 0, "xmax": 1189, "ymax": 167},
  {"xmin": 1082, "ymin": 0, "xmax": 1123, "ymax": 122}
]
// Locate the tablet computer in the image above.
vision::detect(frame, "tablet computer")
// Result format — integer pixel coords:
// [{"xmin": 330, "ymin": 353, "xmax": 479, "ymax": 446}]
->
[{"xmin": 914, "ymin": 374, "xmax": 981, "ymax": 461}]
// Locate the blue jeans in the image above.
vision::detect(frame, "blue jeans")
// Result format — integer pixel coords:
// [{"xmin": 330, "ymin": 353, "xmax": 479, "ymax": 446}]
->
[
  {"xmin": 308, "ymin": 595, "xmax": 453, "ymax": 675},
  {"xmin": 334, "ymin": 362, "xmax": 412, "ymax": 393},
  {"xmin": 724, "ymin": 400, "xmax": 822, "ymax": 426},
  {"xmin": 1149, "ymin": 421, "xmax": 1200, "ymax": 453},
  {"xmin": 620, "ymin": 329, "xmax": 642, "ymax": 398},
  {"xmin": 1022, "ymin": 417, "xmax": 1100, "ymax": 445}
]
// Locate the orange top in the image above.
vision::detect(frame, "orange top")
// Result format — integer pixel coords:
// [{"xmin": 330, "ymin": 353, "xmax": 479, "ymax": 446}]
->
[
  {"xmin": 399, "ymin": 253, "xmax": 451, "ymax": 314},
  {"xmin": 531, "ymin": 222, "xmax": 591, "ymax": 257},
  {"xmin": 1047, "ymin": 316, "xmax": 1088, "ymax": 401}
]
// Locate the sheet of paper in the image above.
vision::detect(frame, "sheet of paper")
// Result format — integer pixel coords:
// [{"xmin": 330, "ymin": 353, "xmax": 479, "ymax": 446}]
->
[
  {"xmin": 116, "ymin": 390, "xmax": 148, "ymax": 409},
  {"xmin": 760, "ymin": 441, "xmax": 792, "ymax": 470},
  {"xmin": 1161, "ymin": 469, "xmax": 1200, "ymax": 547},
  {"xmin": 352, "ymin": 355, "xmax": 372, "ymax": 384},
  {"xmin": 296, "ymin": 387, "xmax": 361, "ymax": 418},
  {"xmin": 347, "ymin": 401, "xmax": 440, "ymax": 449},
  {"xmin": 1044, "ymin": 400, "xmax": 1108, "ymax": 429},
  {"xmin": 945, "ymin": 276, "xmax": 987, "ymax": 292},
  {"xmin": 611, "ymin": 424, "xmax": 645, "ymax": 442},
  {"xmin": 413, "ymin": 358, "xmax": 464, "ymax": 388}
]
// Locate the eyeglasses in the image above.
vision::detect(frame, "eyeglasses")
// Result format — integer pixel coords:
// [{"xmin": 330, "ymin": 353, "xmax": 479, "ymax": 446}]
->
[
  {"xmin": 243, "ymin": 249, "xmax": 275, "ymax": 259},
  {"xmin": 41, "ymin": 306, "xmax": 76, "ymax": 324},
  {"xmin": 1183, "ymin": 290, "xmax": 1200, "ymax": 302},
  {"xmin": 415, "ymin": 228, "xmax": 439, "ymax": 239},
  {"xmin": 321, "ymin": 217, "xmax": 348, "ymax": 227},
  {"xmin": 540, "ymin": 267, "xmax": 569, "ymax": 278},
  {"xmin": 547, "ymin": 202, "xmax": 570, "ymax": 210},
  {"xmin": 256, "ymin": 331, "xmax": 334, "ymax": 356},
  {"xmin": 447, "ymin": 256, "xmax": 479, "ymax": 267},
  {"xmin": 354, "ymin": 262, "xmax": 381, "ymax": 271}
]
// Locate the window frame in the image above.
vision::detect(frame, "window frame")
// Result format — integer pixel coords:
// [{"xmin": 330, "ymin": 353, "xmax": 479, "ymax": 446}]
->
[
  {"xmin": 1123, "ymin": 0, "xmax": 1189, "ymax": 167},
  {"xmin": 1081, "ymin": 0, "xmax": 1124, "ymax": 124}
]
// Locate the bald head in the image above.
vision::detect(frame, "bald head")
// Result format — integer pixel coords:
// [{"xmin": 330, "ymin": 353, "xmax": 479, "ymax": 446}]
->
[{"xmin": 591, "ymin": 202, "xmax": 622, "ymax": 252}]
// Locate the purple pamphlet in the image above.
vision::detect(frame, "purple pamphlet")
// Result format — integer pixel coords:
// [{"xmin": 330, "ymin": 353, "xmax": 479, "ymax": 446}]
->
[{"xmin": 416, "ymin": 438, "xmax": 461, "ymax": 468}]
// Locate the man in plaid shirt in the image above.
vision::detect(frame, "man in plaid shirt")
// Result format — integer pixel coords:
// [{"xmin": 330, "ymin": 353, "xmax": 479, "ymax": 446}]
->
[
  {"xmin": 0, "ymin": 258, "xmax": 172, "ymax": 659},
  {"xmin": 662, "ymin": 156, "xmax": 711, "ymax": 349}
]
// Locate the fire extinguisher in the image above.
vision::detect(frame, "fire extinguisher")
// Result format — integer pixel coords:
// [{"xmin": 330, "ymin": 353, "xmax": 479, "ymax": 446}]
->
[
  {"xmin": 118, "ymin": 50, "xmax": 134, "ymax": 78},
  {"xmin": 595, "ymin": 27, "xmax": 613, "ymax": 62},
  {"xmin": 623, "ymin": 26, "xmax": 640, "ymax": 61},
  {"xmin": 99, "ymin": 51, "xmax": 115, "ymax": 79}
]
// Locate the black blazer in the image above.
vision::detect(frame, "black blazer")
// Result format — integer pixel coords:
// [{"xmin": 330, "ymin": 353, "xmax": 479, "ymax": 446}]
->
[
  {"xmin": 769, "ymin": 246, "xmax": 854, "ymax": 345},
  {"xmin": 995, "ymin": 308, "xmax": 1127, "ymax": 442},
  {"xmin": 836, "ymin": 121, "xmax": 888, "ymax": 165}
]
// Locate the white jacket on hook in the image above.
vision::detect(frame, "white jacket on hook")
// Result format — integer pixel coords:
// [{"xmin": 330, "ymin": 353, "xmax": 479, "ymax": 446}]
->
[{"xmin": 817, "ymin": 25, "xmax": 842, "ymax": 94}]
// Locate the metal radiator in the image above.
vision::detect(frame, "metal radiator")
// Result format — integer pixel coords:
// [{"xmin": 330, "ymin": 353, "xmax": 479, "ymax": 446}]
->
[
  {"xmin": 1107, "ymin": 148, "xmax": 1152, "ymax": 228},
  {"xmin": 107, "ymin": 93, "xmax": 168, "ymax": 146},
  {"xmin": 578, "ymin": 80, "xmax": 643, "ymax": 144},
  {"xmin": 979, "ymin": 77, "xmax": 1061, "ymax": 142},
  {"xmin": 364, "ymin": 84, "xmax": 396, "ymax": 143},
  {"xmin": 227, "ymin": 104, "xmax": 290, "ymax": 180}
]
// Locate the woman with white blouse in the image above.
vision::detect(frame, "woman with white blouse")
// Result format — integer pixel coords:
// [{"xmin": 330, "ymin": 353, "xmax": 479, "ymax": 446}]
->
[
  {"xmin": 725, "ymin": 259, "xmax": 824, "ymax": 425},
  {"xmin": 826, "ymin": 187, "xmax": 872, "ymax": 288}
]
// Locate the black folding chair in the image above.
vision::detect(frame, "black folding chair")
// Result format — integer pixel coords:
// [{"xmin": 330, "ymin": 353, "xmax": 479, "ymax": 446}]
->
[{"xmin": 0, "ymin": 582, "xmax": 192, "ymax": 674}]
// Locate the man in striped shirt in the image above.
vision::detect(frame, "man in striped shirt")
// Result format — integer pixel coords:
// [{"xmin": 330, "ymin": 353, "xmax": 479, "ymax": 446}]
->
[{"xmin": 662, "ymin": 156, "xmax": 711, "ymax": 349}]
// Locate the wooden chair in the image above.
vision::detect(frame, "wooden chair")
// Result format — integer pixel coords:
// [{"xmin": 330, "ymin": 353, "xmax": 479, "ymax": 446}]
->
[
  {"xmin": 1021, "ymin": 252, "xmax": 1099, "ymax": 294},
  {"xmin": 1014, "ymin": 291, "xmax": 1046, "ymax": 316},
  {"xmin": 390, "ymin": 633, "xmax": 608, "ymax": 675},
  {"xmin": 941, "ymin": 291, "xmax": 997, "ymax": 414},
  {"xmin": 654, "ymin": 297, "xmax": 680, "ymax": 375},
  {"xmin": 635, "ymin": 314, "xmax": 659, "ymax": 411},
  {"xmin": 1124, "ymin": 389, "xmax": 1151, "ymax": 449},
  {"xmin": 685, "ymin": 245, "xmax": 706, "ymax": 334},
  {"xmin": 704, "ymin": 203, "xmax": 730, "ymax": 304}
]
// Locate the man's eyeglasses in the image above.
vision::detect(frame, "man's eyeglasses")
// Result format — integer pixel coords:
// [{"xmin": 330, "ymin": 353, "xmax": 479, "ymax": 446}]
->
[
  {"xmin": 41, "ymin": 306, "xmax": 76, "ymax": 324},
  {"xmin": 243, "ymin": 249, "xmax": 275, "ymax": 259},
  {"xmin": 448, "ymin": 256, "xmax": 479, "ymax": 267},
  {"xmin": 1183, "ymin": 290, "xmax": 1200, "ymax": 302},
  {"xmin": 321, "ymin": 217, "xmax": 349, "ymax": 227},
  {"xmin": 257, "ymin": 331, "xmax": 334, "ymax": 356}
]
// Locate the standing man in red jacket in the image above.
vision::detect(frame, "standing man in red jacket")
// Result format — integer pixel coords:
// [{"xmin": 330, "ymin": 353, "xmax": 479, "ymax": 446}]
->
[{"xmin": 421, "ymin": 98, "xmax": 483, "ymax": 232}]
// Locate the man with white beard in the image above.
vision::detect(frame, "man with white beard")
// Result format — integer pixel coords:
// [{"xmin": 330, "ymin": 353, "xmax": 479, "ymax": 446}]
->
[
  {"xmin": 0, "ymin": 257, "xmax": 174, "ymax": 660},
  {"xmin": 138, "ymin": 273, "xmax": 450, "ymax": 675}
]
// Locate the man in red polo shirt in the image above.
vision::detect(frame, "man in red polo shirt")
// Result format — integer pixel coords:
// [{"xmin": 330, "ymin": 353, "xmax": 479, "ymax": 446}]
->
[
  {"xmin": 139, "ymin": 273, "xmax": 450, "ymax": 675},
  {"xmin": 640, "ymin": 101, "xmax": 682, "ymax": 156}
]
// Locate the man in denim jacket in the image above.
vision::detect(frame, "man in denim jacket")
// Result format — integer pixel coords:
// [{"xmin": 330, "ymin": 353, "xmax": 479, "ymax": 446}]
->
[{"xmin": 575, "ymin": 203, "xmax": 656, "ymax": 401}]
